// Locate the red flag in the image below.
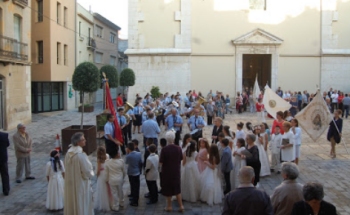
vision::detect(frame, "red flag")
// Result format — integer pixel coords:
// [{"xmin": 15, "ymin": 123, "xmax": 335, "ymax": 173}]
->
[{"xmin": 105, "ymin": 82, "xmax": 123, "ymax": 143}]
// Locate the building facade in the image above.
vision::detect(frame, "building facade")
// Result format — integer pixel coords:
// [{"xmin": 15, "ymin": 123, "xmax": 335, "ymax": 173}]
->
[
  {"xmin": 31, "ymin": 0, "xmax": 76, "ymax": 113},
  {"xmin": 0, "ymin": 0, "xmax": 32, "ymax": 130},
  {"xmin": 126, "ymin": 0, "xmax": 350, "ymax": 98},
  {"xmin": 92, "ymin": 13, "xmax": 121, "ymax": 103}
]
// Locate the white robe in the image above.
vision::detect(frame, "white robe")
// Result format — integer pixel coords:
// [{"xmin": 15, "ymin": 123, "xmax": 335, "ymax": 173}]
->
[{"xmin": 64, "ymin": 146, "xmax": 95, "ymax": 215}]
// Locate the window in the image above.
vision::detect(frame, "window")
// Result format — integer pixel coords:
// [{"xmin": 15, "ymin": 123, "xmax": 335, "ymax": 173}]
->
[
  {"xmin": 96, "ymin": 25, "xmax": 103, "ymax": 38},
  {"xmin": 110, "ymin": 56, "xmax": 116, "ymax": 66},
  {"xmin": 63, "ymin": 7, "xmax": 67, "ymax": 27},
  {"xmin": 110, "ymin": 33, "xmax": 115, "ymax": 43},
  {"xmin": 57, "ymin": 2, "xmax": 61, "ymax": 24},
  {"xmin": 57, "ymin": 42, "xmax": 61, "ymax": 64},
  {"xmin": 249, "ymin": 0, "xmax": 266, "ymax": 10},
  {"xmin": 64, "ymin": 45, "xmax": 67, "ymax": 65},
  {"xmin": 14, "ymin": 15, "xmax": 21, "ymax": 41},
  {"xmin": 37, "ymin": 0, "xmax": 43, "ymax": 22},
  {"xmin": 95, "ymin": 52, "xmax": 103, "ymax": 63},
  {"xmin": 37, "ymin": 41, "xmax": 43, "ymax": 63}
]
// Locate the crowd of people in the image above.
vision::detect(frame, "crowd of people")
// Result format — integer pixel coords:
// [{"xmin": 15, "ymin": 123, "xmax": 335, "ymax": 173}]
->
[{"xmin": 0, "ymin": 86, "xmax": 344, "ymax": 215}]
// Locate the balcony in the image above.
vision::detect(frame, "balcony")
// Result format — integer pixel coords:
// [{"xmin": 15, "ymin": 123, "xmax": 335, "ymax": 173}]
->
[
  {"xmin": 87, "ymin": 38, "xmax": 96, "ymax": 51},
  {"xmin": 5, "ymin": 0, "xmax": 29, "ymax": 8},
  {"xmin": 0, "ymin": 35, "xmax": 28, "ymax": 64}
]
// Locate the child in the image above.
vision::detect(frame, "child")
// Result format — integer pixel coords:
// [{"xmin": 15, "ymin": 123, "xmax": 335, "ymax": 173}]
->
[
  {"xmin": 256, "ymin": 98, "xmax": 265, "ymax": 123},
  {"xmin": 131, "ymin": 139, "xmax": 140, "ymax": 152},
  {"xmin": 231, "ymin": 138, "xmax": 247, "ymax": 189},
  {"xmin": 105, "ymin": 146, "xmax": 126, "ymax": 211},
  {"xmin": 145, "ymin": 144, "xmax": 159, "ymax": 204},
  {"xmin": 46, "ymin": 150, "xmax": 65, "ymax": 210},
  {"xmin": 220, "ymin": 139, "xmax": 233, "ymax": 194},
  {"xmin": 270, "ymin": 125, "xmax": 282, "ymax": 173},
  {"xmin": 181, "ymin": 141, "xmax": 200, "ymax": 202},
  {"xmin": 125, "ymin": 142, "xmax": 142, "ymax": 207},
  {"xmin": 196, "ymin": 138, "xmax": 209, "ymax": 173},
  {"xmin": 235, "ymin": 122, "xmax": 246, "ymax": 145},
  {"xmin": 254, "ymin": 125, "xmax": 271, "ymax": 177},
  {"xmin": 199, "ymin": 144, "xmax": 223, "ymax": 206},
  {"xmin": 216, "ymin": 132, "xmax": 225, "ymax": 158},
  {"xmin": 143, "ymin": 138, "xmax": 153, "ymax": 169},
  {"xmin": 94, "ymin": 146, "xmax": 111, "ymax": 211},
  {"xmin": 158, "ymin": 138, "xmax": 167, "ymax": 193}
]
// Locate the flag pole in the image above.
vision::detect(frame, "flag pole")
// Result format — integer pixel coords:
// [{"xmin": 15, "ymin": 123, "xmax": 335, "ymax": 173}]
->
[{"xmin": 332, "ymin": 118, "xmax": 349, "ymax": 154}]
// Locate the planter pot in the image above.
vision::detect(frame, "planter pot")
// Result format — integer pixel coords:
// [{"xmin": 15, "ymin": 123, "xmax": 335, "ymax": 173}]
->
[
  {"xmin": 61, "ymin": 125, "xmax": 97, "ymax": 155},
  {"xmin": 78, "ymin": 106, "xmax": 94, "ymax": 113}
]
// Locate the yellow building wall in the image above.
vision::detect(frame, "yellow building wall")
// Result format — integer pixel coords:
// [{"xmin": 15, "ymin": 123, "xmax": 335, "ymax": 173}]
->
[
  {"xmin": 278, "ymin": 57, "xmax": 320, "ymax": 93},
  {"xmin": 332, "ymin": 1, "xmax": 350, "ymax": 49},
  {"xmin": 139, "ymin": 0, "xmax": 180, "ymax": 48},
  {"xmin": 191, "ymin": 56, "xmax": 235, "ymax": 96}
]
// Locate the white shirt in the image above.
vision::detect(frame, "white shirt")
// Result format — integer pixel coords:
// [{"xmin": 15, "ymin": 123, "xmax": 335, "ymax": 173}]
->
[
  {"xmin": 145, "ymin": 153, "xmax": 159, "ymax": 181},
  {"xmin": 105, "ymin": 158, "xmax": 126, "ymax": 185},
  {"xmin": 281, "ymin": 130, "xmax": 295, "ymax": 162},
  {"xmin": 270, "ymin": 133, "xmax": 282, "ymax": 154},
  {"xmin": 293, "ymin": 127, "xmax": 302, "ymax": 146},
  {"xmin": 331, "ymin": 93, "xmax": 339, "ymax": 103},
  {"xmin": 235, "ymin": 129, "xmax": 246, "ymax": 144}
]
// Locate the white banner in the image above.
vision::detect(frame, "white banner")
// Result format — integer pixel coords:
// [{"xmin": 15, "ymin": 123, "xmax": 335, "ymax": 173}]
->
[
  {"xmin": 263, "ymin": 85, "xmax": 291, "ymax": 119},
  {"xmin": 295, "ymin": 91, "xmax": 332, "ymax": 142}
]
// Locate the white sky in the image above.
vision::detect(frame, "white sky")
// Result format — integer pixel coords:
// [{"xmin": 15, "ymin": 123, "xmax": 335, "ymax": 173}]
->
[{"xmin": 77, "ymin": 0, "xmax": 128, "ymax": 39}]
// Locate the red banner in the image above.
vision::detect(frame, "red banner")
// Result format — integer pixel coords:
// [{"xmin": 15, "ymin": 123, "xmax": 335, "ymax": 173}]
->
[{"xmin": 105, "ymin": 82, "xmax": 123, "ymax": 143}]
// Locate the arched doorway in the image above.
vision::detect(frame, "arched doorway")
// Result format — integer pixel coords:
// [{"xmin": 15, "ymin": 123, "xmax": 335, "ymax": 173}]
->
[{"xmin": 0, "ymin": 77, "xmax": 4, "ymax": 130}]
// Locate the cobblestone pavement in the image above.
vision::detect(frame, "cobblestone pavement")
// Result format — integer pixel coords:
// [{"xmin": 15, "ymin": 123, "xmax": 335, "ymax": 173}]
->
[{"xmin": 1, "ymin": 104, "xmax": 350, "ymax": 215}]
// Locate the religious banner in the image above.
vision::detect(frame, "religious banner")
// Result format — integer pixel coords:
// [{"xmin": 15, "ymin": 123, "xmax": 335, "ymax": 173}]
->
[
  {"xmin": 105, "ymin": 81, "xmax": 124, "ymax": 143},
  {"xmin": 252, "ymin": 74, "xmax": 260, "ymax": 102},
  {"xmin": 295, "ymin": 90, "xmax": 332, "ymax": 142},
  {"xmin": 263, "ymin": 85, "xmax": 291, "ymax": 119}
]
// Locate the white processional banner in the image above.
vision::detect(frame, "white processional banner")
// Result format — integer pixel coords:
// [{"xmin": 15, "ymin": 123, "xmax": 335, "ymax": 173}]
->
[
  {"xmin": 252, "ymin": 74, "xmax": 260, "ymax": 102},
  {"xmin": 263, "ymin": 85, "xmax": 291, "ymax": 119},
  {"xmin": 295, "ymin": 91, "xmax": 332, "ymax": 142}
]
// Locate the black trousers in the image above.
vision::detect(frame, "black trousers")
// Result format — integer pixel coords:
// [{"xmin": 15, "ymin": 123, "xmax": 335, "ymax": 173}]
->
[
  {"xmin": 175, "ymin": 130, "xmax": 181, "ymax": 146},
  {"xmin": 0, "ymin": 162, "xmax": 10, "ymax": 194},
  {"xmin": 128, "ymin": 175, "xmax": 140, "ymax": 204},
  {"xmin": 127, "ymin": 121, "xmax": 132, "ymax": 139},
  {"xmin": 146, "ymin": 180, "xmax": 158, "ymax": 202},
  {"xmin": 207, "ymin": 116, "xmax": 213, "ymax": 125},
  {"xmin": 121, "ymin": 128, "xmax": 128, "ymax": 155},
  {"xmin": 105, "ymin": 138, "xmax": 117, "ymax": 156},
  {"xmin": 331, "ymin": 102, "xmax": 338, "ymax": 113},
  {"xmin": 223, "ymin": 171, "xmax": 231, "ymax": 195}
]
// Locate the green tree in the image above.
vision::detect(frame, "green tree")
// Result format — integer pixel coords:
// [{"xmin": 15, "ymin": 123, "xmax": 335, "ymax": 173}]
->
[
  {"xmin": 150, "ymin": 86, "xmax": 161, "ymax": 99},
  {"xmin": 72, "ymin": 62, "xmax": 100, "ymax": 128},
  {"xmin": 120, "ymin": 68, "xmax": 135, "ymax": 87},
  {"xmin": 100, "ymin": 65, "xmax": 118, "ymax": 88}
]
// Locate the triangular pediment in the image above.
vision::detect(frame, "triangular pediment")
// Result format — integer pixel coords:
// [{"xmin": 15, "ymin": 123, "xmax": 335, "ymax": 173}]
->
[{"xmin": 233, "ymin": 28, "xmax": 283, "ymax": 45}]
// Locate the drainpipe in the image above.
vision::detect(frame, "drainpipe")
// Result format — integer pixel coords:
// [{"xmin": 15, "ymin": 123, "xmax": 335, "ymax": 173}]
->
[
  {"xmin": 74, "ymin": 1, "xmax": 78, "ymax": 108},
  {"xmin": 319, "ymin": 0, "xmax": 322, "ymax": 91}
]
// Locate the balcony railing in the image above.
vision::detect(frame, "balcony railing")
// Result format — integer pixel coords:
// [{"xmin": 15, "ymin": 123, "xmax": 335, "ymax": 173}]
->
[
  {"xmin": 12, "ymin": 0, "xmax": 28, "ymax": 8},
  {"xmin": 0, "ymin": 35, "xmax": 28, "ymax": 62},
  {"xmin": 87, "ymin": 38, "xmax": 96, "ymax": 50}
]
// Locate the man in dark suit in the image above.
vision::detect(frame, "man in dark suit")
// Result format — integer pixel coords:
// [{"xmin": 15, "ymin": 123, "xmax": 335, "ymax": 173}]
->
[
  {"xmin": 0, "ymin": 131, "xmax": 10, "ymax": 196},
  {"xmin": 211, "ymin": 117, "xmax": 223, "ymax": 143}
]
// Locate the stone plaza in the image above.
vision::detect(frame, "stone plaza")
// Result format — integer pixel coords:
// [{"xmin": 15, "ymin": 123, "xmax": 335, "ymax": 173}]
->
[{"xmin": 1, "ymin": 104, "xmax": 350, "ymax": 215}]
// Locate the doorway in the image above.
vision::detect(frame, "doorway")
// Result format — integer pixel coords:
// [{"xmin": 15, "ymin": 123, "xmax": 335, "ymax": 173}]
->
[
  {"xmin": 0, "ymin": 77, "xmax": 4, "ymax": 129},
  {"xmin": 242, "ymin": 54, "xmax": 271, "ymax": 91},
  {"xmin": 31, "ymin": 82, "xmax": 64, "ymax": 113}
]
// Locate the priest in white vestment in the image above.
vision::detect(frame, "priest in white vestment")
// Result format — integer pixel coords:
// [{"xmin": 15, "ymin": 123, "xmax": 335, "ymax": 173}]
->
[{"xmin": 64, "ymin": 132, "xmax": 94, "ymax": 215}]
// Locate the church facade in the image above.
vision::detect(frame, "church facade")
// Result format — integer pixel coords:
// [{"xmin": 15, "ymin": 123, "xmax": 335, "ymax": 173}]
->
[{"xmin": 126, "ymin": 0, "xmax": 350, "ymax": 98}]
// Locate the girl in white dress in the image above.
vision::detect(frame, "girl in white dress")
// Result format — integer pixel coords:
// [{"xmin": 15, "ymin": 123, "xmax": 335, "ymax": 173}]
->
[
  {"xmin": 223, "ymin": 126, "xmax": 235, "ymax": 150},
  {"xmin": 281, "ymin": 121, "xmax": 296, "ymax": 162},
  {"xmin": 200, "ymin": 144, "xmax": 223, "ymax": 206},
  {"xmin": 253, "ymin": 125, "xmax": 271, "ymax": 177},
  {"xmin": 181, "ymin": 141, "xmax": 200, "ymax": 202},
  {"xmin": 291, "ymin": 119, "xmax": 302, "ymax": 165},
  {"xmin": 235, "ymin": 122, "xmax": 246, "ymax": 145},
  {"xmin": 260, "ymin": 123, "xmax": 271, "ymax": 167},
  {"xmin": 231, "ymin": 138, "xmax": 247, "ymax": 189},
  {"xmin": 94, "ymin": 146, "xmax": 111, "ymax": 211},
  {"xmin": 46, "ymin": 150, "xmax": 65, "ymax": 210}
]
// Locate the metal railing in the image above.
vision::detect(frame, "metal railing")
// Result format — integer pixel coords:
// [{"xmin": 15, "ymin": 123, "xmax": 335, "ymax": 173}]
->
[
  {"xmin": 0, "ymin": 35, "xmax": 28, "ymax": 62},
  {"xmin": 88, "ymin": 38, "xmax": 96, "ymax": 49},
  {"xmin": 13, "ymin": 0, "xmax": 29, "ymax": 7}
]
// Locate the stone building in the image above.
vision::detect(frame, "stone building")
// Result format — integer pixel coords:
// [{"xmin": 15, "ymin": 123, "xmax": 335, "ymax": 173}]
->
[
  {"xmin": 0, "ymin": 0, "xmax": 32, "ymax": 130},
  {"xmin": 126, "ymin": 0, "xmax": 350, "ymax": 98},
  {"xmin": 31, "ymin": 0, "xmax": 76, "ymax": 112},
  {"xmin": 92, "ymin": 13, "xmax": 121, "ymax": 103}
]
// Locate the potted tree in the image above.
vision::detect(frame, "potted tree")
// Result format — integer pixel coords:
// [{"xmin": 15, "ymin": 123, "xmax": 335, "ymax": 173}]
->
[
  {"xmin": 96, "ymin": 65, "xmax": 119, "ymax": 134},
  {"xmin": 61, "ymin": 62, "xmax": 100, "ymax": 155},
  {"xmin": 120, "ymin": 68, "xmax": 135, "ymax": 99},
  {"xmin": 150, "ymin": 86, "xmax": 161, "ymax": 99}
]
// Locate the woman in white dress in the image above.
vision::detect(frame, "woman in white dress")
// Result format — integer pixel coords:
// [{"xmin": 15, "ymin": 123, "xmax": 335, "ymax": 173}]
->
[
  {"xmin": 94, "ymin": 146, "xmax": 111, "ymax": 211},
  {"xmin": 281, "ymin": 121, "xmax": 296, "ymax": 162},
  {"xmin": 181, "ymin": 133, "xmax": 191, "ymax": 153},
  {"xmin": 46, "ymin": 150, "xmax": 65, "ymax": 210},
  {"xmin": 231, "ymin": 138, "xmax": 247, "ymax": 189},
  {"xmin": 253, "ymin": 125, "xmax": 271, "ymax": 177},
  {"xmin": 181, "ymin": 141, "xmax": 200, "ymax": 202},
  {"xmin": 200, "ymin": 144, "xmax": 223, "ymax": 206},
  {"xmin": 291, "ymin": 119, "xmax": 302, "ymax": 165},
  {"xmin": 260, "ymin": 123, "xmax": 271, "ymax": 167}
]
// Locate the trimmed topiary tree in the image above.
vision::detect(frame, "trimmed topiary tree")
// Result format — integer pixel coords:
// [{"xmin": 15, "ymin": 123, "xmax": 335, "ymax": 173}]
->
[
  {"xmin": 120, "ymin": 68, "xmax": 136, "ymax": 98},
  {"xmin": 100, "ymin": 65, "xmax": 118, "ymax": 88},
  {"xmin": 150, "ymin": 86, "xmax": 161, "ymax": 99},
  {"xmin": 72, "ymin": 62, "xmax": 100, "ymax": 128}
]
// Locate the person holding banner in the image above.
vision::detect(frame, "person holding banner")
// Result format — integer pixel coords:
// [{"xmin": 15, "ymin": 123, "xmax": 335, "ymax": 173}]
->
[
  {"xmin": 327, "ymin": 109, "xmax": 343, "ymax": 158},
  {"xmin": 104, "ymin": 114, "xmax": 122, "ymax": 155}
]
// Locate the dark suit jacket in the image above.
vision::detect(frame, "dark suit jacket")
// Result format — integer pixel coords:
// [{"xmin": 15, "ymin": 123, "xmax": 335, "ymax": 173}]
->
[
  {"xmin": 0, "ymin": 131, "xmax": 10, "ymax": 163},
  {"xmin": 327, "ymin": 118, "xmax": 343, "ymax": 143},
  {"xmin": 212, "ymin": 125, "xmax": 223, "ymax": 143},
  {"xmin": 291, "ymin": 200, "xmax": 337, "ymax": 215}
]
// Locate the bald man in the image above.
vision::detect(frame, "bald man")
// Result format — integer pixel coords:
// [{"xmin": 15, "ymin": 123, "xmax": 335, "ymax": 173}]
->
[{"xmin": 222, "ymin": 166, "xmax": 273, "ymax": 215}]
